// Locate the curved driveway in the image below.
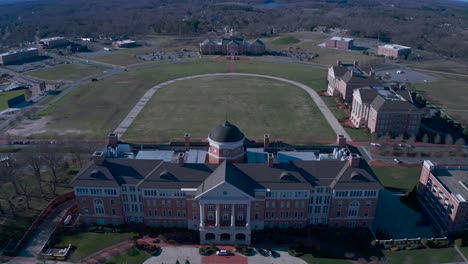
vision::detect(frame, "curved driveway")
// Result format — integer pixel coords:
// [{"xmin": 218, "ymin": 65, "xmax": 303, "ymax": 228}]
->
[{"xmin": 114, "ymin": 73, "xmax": 351, "ymax": 141}]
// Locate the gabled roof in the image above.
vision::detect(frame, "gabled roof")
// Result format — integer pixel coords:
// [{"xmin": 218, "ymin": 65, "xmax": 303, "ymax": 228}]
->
[
  {"xmin": 370, "ymin": 96, "xmax": 420, "ymax": 113},
  {"xmin": 196, "ymin": 161, "xmax": 263, "ymax": 198},
  {"xmin": 201, "ymin": 39, "xmax": 216, "ymax": 45},
  {"xmin": 341, "ymin": 72, "xmax": 381, "ymax": 87},
  {"xmin": 355, "ymin": 87, "xmax": 379, "ymax": 104},
  {"xmin": 71, "ymin": 159, "xmax": 162, "ymax": 187},
  {"xmin": 330, "ymin": 65, "xmax": 350, "ymax": 78}
]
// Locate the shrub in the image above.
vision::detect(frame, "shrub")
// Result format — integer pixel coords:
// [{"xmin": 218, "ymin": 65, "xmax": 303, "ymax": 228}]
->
[
  {"xmin": 455, "ymin": 238, "xmax": 463, "ymax": 247},
  {"xmin": 421, "ymin": 238, "xmax": 428, "ymax": 247},
  {"xmin": 103, "ymin": 227, "xmax": 113, "ymax": 233},
  {"xmin": 127, "ymin": 248, "xmax": 140, "ymax": 257},
  {"xmin": 185, "ymin": 260, "xmax": 190, "ymax": 264}
]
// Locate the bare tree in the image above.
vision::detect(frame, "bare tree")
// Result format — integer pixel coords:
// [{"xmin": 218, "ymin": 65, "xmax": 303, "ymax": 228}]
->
[
  {"xmin": 21, "ymin": 148, "xmax": 45, "ymax": 196},
  {"xmin": 18, "ymin": 180, "xmax": 34, "ymax": 209},
  {"xmin": 41, "ymin": 147, "xmax": 64, "ymax": 196},
  {"xmin": 0, "ymin": 157, "xmax": 22, "ymax": 196}
]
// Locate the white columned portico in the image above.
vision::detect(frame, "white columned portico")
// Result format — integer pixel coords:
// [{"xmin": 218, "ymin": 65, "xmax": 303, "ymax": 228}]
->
[
  {"xmin": 199, "ymin": 203, "xmax": 204, "ymax": 228},
  {"xmin": 215, "ymin": 204, "xmax": 220, "ymax": 227},
  {"xmin": 246, "ymin": 204, "xmax": 251, "ymax": 227},
  {"xmin": 230, "ymin": 204, "xmax": 235, "ymax": 227}
]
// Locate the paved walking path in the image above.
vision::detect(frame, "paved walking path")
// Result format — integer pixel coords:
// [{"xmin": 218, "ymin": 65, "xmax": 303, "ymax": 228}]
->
[
  {"xmin": 454, "ymin": 245, "xmax": 468, "ymax": 263},
  {"xmin": 17, "ymin": 199, "xmax": 76, "ymax": 259},
  {"xmin": 114, "ymin": 73, "xmax": 351, "ymax": 140}
]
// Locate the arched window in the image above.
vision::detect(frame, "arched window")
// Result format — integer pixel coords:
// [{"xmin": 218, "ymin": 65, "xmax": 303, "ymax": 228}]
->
[
  {"xmin": 348, "ymin": 200, "xmax": 359, "ymax": 217},
  {"xmin": 94, "ymin": 199, "xmax": 105, "ymax": 215}
]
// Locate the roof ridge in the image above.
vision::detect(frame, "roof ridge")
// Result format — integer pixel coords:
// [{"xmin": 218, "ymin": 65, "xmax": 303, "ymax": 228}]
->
[
  {"xmin": 330, "ymin": 161, "xmax": 350, "ymax": 189},
  {"xmin": 137, "ymin": 160, "xmax": 165, "ymax": 187}
]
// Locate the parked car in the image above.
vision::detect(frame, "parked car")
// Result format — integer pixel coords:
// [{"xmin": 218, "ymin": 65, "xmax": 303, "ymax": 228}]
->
[
  {"xmin": 257, "ymin": 248, "xmax": 268, "ymax": 256},
  {"xmin": 216, "ymin": 250, "xmax": 230, "ymax": 256},
  {"xmin": 394, "ymin": 158, "xmax": 403, "ymax": 163},
  {"xmin": 370, "ymin": 142, "xmax": 381, "ymax": 147}
]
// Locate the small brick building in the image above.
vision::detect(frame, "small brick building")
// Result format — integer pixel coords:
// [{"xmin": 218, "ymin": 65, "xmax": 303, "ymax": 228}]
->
[
  {"xmin": 377, "ymin": 44, "xmax": 412, "ymax": 60},
  {"xmin": 325, "ymin": 37, "xmax": 354, "ymax": 50}
]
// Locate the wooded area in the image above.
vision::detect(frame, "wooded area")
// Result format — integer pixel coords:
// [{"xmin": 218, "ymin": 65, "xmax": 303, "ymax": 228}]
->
[{"xmin": 1, "ymin": 0, "xmax": 468, "ymax": 59}]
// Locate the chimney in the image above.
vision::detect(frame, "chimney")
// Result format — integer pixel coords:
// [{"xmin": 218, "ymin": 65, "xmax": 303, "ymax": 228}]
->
[
  {"xmin": 349, "ymin": 154, "xmax": 361, "ymax": 168},
  {"xmin": 267, "ymin": 153, "xmax": 274, "ymax": 167},
  {"xmin": 336, "ymin": 60, "xmax": 342, "ymax": 66},
  {"xmin": 92, "ymin": 151, "xmax": 105, "ymax": 165},
  {"xmin": 353, "ymin": 60, "xmax": 359, "ymax": 67},
  {"xmin": 336, "ymin": 135, "xmax": 347, "ymax": 148},
  {"xmin": 184, "ymin": 133, "xmax": 191, "ymax": 150},
  {"xmin": 369, "ymin": 71, "xmax": 375, "ymax": 78},
  {"xmin": 108, "ymin": 133, "xmax": 118, "ymax": 148},
  {"xmin": 349, "ymin": 70, "xmax": 354, "ymax": 77},
  {"xmin": 178, "ymin": 152, "xmax": 185, "ymax": 166},
  {"xmin": 263, "ymin": 134, "xmax": 270, "ymax": 149}
]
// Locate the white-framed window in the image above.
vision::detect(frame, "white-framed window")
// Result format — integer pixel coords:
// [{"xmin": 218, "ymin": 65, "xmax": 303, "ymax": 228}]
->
[{"xmin": 94, "ymin": 199, "xmax": 104, "ymax": 215}]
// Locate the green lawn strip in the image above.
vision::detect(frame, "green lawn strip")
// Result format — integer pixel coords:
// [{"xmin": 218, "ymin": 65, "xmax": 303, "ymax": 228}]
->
[
  {"xmin": 52, "ymin": 232, "xmax": 132, "ymax": 261},
  {"xmin": 345, "ymin": 127, "xmax": 371, "ymax": 142},
  {"xmin": 0, "ymin": 89, "xmax": 27, "ymax": 110},
  {"xmin": 106, "ymin": 249, "xmax": 152, "ymax": 264},
  {"xmin": 371, "ymin": 166, "xmax": 422, "ymax": 191},
  {"xmin": 27, "ymin": 64, "xmax": 105, "ymax": 81},
  {"xmin": 383, "ymin": 248, "xmax": 462, "ymax": 264},
  {"xmin": 300, "ymin": 254, "xmax": 352, "ymax": 264},
  {"xmin": 124, "ymin": 75, "xmax": 335, "ymax": 143},
  {"xmin": 459, "ymin": 246, "xmax": 468, "ymax": 260}
]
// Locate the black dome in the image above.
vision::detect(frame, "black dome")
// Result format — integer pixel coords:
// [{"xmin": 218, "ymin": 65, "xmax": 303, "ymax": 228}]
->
[{"xmin": 208, "ymin": 121, "xmax": 245, "ymax": 143}]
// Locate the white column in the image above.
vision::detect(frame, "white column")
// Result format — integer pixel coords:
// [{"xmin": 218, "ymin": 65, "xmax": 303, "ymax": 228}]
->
[
  {"xmin": 215, "ymin": 204, "xmax": 220, "ymax": 227},
  {"xmin": 230, "ymin": 204, "xmax": 235, "ymax": 227},
  {"xmin": 246, "ymin": 204, "xmax": 251, "ymax": 227},
  {"xmin": 199, "ymin": 203, "xmax": 204, "ymax": 228}
]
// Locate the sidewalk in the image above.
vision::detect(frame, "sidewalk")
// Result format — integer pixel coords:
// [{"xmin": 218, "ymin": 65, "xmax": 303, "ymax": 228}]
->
[{"xmin": 6, "ymin": 199, "xmax": 76, "ymax": 264}]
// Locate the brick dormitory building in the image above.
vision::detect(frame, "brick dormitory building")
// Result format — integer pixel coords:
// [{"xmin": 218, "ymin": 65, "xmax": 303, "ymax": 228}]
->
[
  {"xmin": 418, "ymin": 161, "xmax": 468, "ymax": 234},
  {"xmin": 199, "ymin": 35, "xmax": 266, "ymax": 56},
  {"xmin": 72, "ymin": 122, "xmax": 382, "ymax": 244}
]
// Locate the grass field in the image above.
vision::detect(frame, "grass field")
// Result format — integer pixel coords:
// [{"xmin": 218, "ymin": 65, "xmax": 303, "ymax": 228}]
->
[
  {"xmin": 107, "ymin": 249, "xmax": 152, "ymax": 264},
  {"xmin": 124, "ymin": 75, "xmax": 335, "ymax": 143},
  {"xmin": 300, "ymin": 254, "xmax": 351, "ymax": 264},
  {"xmin": 383, "ymin": 248, "xmax": 463, "ymax": 264},
  {"xmin": 271, "ymin": 36, "xmax": 300, "ymax": 45},
  {"xmin": 53, "ymin": 232, "xmax": 132, "ymax": 261},
  {"xmin": 27, "ymin": 64, "xmax": 106, "ymax": 81},
  {"xmin": 93, "ymin": 53, "xmax": 142, "ymax": 66},
  {"xmin": 371, "ymin": 166, "xmax": 422, "ymax": 192},
  {"xmin": 413, "ymin": 73, "xmax": 468, "ymax": 127},
  {"xmin": 35, "ymin": 59, "xmax": 329, "ymax": 140},
  {"xmin": 0, "ymin": 89, "xmax": 27, "ymax": 110}
]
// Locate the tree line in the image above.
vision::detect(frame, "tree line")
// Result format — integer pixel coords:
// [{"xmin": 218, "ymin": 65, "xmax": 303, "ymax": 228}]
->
[{"xmin": 0, "ymin": 0, "xmax": 468, "ymax": 59}]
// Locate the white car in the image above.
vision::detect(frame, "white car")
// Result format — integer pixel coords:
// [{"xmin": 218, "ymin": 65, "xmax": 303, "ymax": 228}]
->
[
  {"xmin": 396, "ymin": 70, "xmax": 405, "ymax": 74},
  {"xmin": 216, "ymin": 250, "xmax": 229, "ymax": 256},
  {"xmin": 394, "ymin": 158, "xmax": 403, "ymax": 163},
  {"xmin": 370, "ymin": 142, "xmax": 381, "ymax": 147}
]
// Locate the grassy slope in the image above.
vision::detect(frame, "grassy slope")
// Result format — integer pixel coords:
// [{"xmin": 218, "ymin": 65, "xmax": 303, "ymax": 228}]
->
[
  {"xmin": 271, "ymin": 36, "xmax": 300, "ymax": 45},
  {"xmin": 27, "ymin": 64, "xmax": 105, "ymax": 81},
  {"xmin": 0, "ymin": 89, "xmax": 27, "ymax": 110},
  {"xmin": 371, "ymin": 166, "xmax": 422, "ymax": 192},
  {"xmin": 107, "ymin": 249, "xmax": 152, "ymax": 264},
  {"xmin": 124, "ymin": 75, "xmax": 335, "ymax": 143},
  {"xmin": 37, "ymin": 60, "xmax": 329, "ymax": 140},
  {"xmin": 93, "ymin": 53, "xmax": 142, "ymax": 66},
  {"xmin": 383, "ymin": 248, "xmax": 462, "ymax": 264},
  {"xmin": 53, "ymin": 232, "xmax": 132, "ymax": 261}
]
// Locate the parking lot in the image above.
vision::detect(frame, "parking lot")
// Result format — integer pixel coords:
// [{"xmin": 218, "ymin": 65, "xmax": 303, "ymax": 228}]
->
[
  {"xmin": 375, "ymin": 67, "xmax": 437, "ymax": 84},
  {"xmin": 143, "ymin": 246, "xmax": 307, "ymax": 264}
]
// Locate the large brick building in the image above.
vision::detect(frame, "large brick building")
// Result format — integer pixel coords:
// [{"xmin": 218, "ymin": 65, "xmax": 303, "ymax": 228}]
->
[
  {"xmin": 418, "ymin": 161, "xmax": 468, "ymax": 234},
  {"xmin": 350, "ymin": 86, "xmax": 422, "ymax": 135},
  {"xmin": 199, "ymin": 36, "xmax": 266, "ymax": 55},
  {"xmin": 38, "ymin": 37, "xmax": 69, "ymax": 49},
  {"xmin": 377, "ymin": 44, "xmax": 412, "ymax": 60},
  {"xmin": 327, "ymin": 61, "xmax": 381, "ymax": 102},
  {"xmin": 72, "ymin": 122, "xmax": 382, "ymax": 244},
  {"xmin": 325, "ymin": 37, "xmax": 354, "ymax": 50},
  {"xmin": 0, "ymin": 48, "xmax": 39, "ymax": 65}
]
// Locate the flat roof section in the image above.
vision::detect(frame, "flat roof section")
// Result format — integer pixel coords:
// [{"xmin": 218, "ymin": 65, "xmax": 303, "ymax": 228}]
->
[
  {"xmin": 0, "ymin": 48, "xmax": 38, "ymax": 57},
  {"xmin": 380, "ymin": 44, "xmax": 411, "ymax": 50},
  {"xmin": 434, "ymin": 167, "xmax": 468, "ymax": 203}
]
